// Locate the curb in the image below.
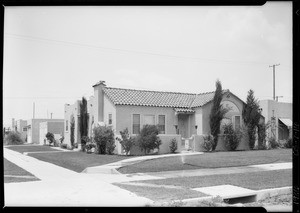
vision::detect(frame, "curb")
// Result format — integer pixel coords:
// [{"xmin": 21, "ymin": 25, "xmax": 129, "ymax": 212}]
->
[
  {"xmin": 164, "ymin": 186, "xmax": 292, "ymax": 207},
  {"xmin": 81, "ymin": 166, "xmax": 121, "ymax": 174}
]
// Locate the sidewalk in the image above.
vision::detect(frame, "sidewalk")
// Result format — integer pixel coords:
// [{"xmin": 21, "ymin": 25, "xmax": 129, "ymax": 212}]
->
[{"xmin": 4, "ymin": 148, "xmax": 153, "ymax": 206}]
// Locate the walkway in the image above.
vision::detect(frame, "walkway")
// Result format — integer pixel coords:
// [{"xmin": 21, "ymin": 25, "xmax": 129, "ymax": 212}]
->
[{"xmin": 4, "ymin": 148, "xmax": 153, "ymax": 206}]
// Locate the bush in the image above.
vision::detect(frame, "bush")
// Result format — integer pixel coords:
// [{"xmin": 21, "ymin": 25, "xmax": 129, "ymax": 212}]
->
[
  {"xmin": 284, "ymin": 138, "xmax": 292, "ymax": 149},
  {"xmin": 223, "ymin": 123, "xmax": 242, "ymax": 151},
  {"xmin": 169, "ymin": 138, "xmax": 178, "ymax": 153},
  {"xmin": 93, "ymin": 125, "xmax": 115, "ymax": 154},
  {"xmin": 202, "ymin": 135, "xmax": 214, "ymax": 152},
  {"xmin": 268, "ymin": 137, "xmax": 279, "ymax": 149},
  {"xmin": 60, "ymin": 143, "xmax": 68, "ymax": 149},
  {"xmin": 4, "ymin": 132, "xmax": 24, "ymax": 145},
  {"xmin": 137, "ymin": 125, "xmax": 162, "ymax": 155},
  {"xmin": 81, "ymin": 136, "xmax": 90, "ymax": 152},
  {"xmin": 116, "ymin": 128, "xmax": 135, "ymax": 155},
  {"xmin": 85, "ymin": 141, "xmax": 96, "ymax": 153},
  {"xmin": 45, "ymin": 132, "xmax": 55, "ymax": 145}
]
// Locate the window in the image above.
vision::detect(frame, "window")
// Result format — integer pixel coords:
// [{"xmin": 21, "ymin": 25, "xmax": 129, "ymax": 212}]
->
[
  {"xmin": 144, "ymin": 115, "xmax": 155, "ymax": 125},
  {"xmin": 132, "ymin": 114, "xmax": 140, "ymax": 134},
  {"xmin": 108, "ymin": 114, "xmax": 112, "ymax": 125},
  {"xmin": 66, "ymin": 120, "xmax": 68, "ymax": 131},
  {"xmin": 158, "ymin": 115, "xmax": 165, "ymax": 134},
  {"xmin": 22, "ymin": 127, "xmax": 27, "ymax": 132},
  {"xmin": 234, "ymin": 116, "xmax": 241, "ymax": 130}
]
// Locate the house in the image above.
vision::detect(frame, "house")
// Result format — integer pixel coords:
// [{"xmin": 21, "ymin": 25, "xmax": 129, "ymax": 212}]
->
[
  {"xmin": 64, "ymin": 80, "xmax": 248, "ymax": 154},
  {"xmin": 39, "ymin": 121, "xmax": 64, "ymax": 145},
  {"xmin": 11, "ymin": 118, "xmax": 28, "ymax": 141},
  {"xmin": 259, "ymin": 99, "xmax": 292, "ymax": 142},
  {"xmin": 26, "ymin": 119, "xmax": 64, "ymax": 144}
]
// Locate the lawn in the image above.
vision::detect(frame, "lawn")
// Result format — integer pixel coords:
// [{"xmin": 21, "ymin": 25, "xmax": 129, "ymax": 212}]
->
[
  {"xmin": 127, "ymin": 169, "xmax": 292, "ymax": 190},
  {"xmin": 4, "ymin": 158, "xmax": 40, "ymax": 183},
  {"xmin": 28, "ymin": 151, "xmax": 136, "ymax": 173},
  {"xmin": 117, "ymin": 149, "xmax": 292, "ymax": 174},
  {"xmin": 6, "ymin": 145, "xmax": 60, "ymax": 153}
]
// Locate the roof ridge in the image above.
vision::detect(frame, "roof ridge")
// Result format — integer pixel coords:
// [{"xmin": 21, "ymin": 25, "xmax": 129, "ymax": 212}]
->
[{"xmin": 105, "ymin": 86, "xmax": 198, "ymax": 95}]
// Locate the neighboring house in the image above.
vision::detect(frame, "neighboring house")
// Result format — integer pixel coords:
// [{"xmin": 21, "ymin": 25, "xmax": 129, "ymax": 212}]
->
[
  {"xmin": 26, "ymin": 119, "xmax": 64, "ymax": 144},
  {"xmin": 11, "ymin": 118, "xmax": 27, "ymax": 141},
  {"xmin": 39, "ymin": 121, "xmax": 64, "ymax": 145},
  {"xmin": 259, "ymin": 99, "xmax": 292, "ymax": 142},
  {"xmin": 64, "ymin": 81, "xmax": 248, "ymax": 154}
]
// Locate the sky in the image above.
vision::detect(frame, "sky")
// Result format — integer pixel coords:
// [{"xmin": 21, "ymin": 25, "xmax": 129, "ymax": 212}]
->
[{"xmin": 3, "ymin": 3, "xmax": 293, "ymax": 127}]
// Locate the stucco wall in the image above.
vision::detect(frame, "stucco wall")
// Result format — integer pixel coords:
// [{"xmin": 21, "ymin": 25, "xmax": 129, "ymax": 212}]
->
[
  {"xmin": 103, "ymin": 95, "xmax": 117, "ymax": 132},
  {"xmin": 64, "ymin": 101, "xmax": 81, "ymax": 146},
  {"xmin": 116, "ymin": 105, "xmax": 177, "ymax": 135}
]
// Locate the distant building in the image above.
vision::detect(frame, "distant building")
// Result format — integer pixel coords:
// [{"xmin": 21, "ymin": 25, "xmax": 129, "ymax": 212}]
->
[
  {"xmin": 259, "ymin": 99, "xmax": 292, "ymax": 142},
  {"xmin": 11, "ymin": 119, "xmax": 28, "ymax": 141},
  {"xmin": 39, "ymin": 121, "xmax": 64, "ymax": 145},
  {"xmin": 26, "ymin": 119, "xmax": 64, "ymax": 144}
]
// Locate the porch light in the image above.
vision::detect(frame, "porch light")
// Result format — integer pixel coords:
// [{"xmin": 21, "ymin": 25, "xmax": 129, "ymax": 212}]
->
[{"xmin": 195, "ymin": 125, "xmax": 198, "ymax": 129}]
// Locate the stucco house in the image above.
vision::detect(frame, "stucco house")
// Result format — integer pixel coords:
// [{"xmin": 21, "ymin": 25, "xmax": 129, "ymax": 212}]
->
[
  {"xmin": 259, "ymin": 99, "xmax": 292, "ymax": 142},
  {"xmin": 11, "ymin": 118, "xmax": 28, "ymax": 141},
  {"xmin": 64, "ymin": 81, "xmax": 248, "ymax": 154},
  {"xmin": 39, "ymin": 121, "xmax": 64, "ymax": 145}
]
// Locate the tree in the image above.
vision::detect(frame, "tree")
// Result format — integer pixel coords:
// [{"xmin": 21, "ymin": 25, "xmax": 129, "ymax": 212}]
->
[
  {"xmin": 80, "ymin": 97, "xmax": 89, "ymax": 151},
  {"xmin": 70, "ymin": 114, "xmax": 75, "ymax": 148},
  {"xmin": 209, "ymin": 80, "xmax": 229, "ymax": 151},
  {"xmin": 137, "ymin": 125, "xmax": 162, "ymax": 154},
  {"xmin": 242, "ymin": 89, "xmax": 261, "ymax": 149},
  {"xmin": 45, "ymin": 132, "xmax": 55, "ymax": 145}
]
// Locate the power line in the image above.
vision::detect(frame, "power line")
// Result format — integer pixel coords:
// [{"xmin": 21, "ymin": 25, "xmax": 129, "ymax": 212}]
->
[{"xmin": 5, "ymin": 32, "xmax": 276, "ymax": 65}]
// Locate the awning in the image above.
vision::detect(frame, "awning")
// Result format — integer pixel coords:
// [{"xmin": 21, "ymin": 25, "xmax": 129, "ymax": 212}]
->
[
  {"xmin": 279, "ymin": 118, "xmax": 292, "ymax": 127},
  {"xmin": 174, "ymin": 108, "xmax": 195, "ymax": 114}
]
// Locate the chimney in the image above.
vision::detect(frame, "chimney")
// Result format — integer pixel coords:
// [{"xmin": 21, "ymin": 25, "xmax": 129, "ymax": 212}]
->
[{"xmin": 93, "ymin": 81, "xmax": 106, "ymax": 123}]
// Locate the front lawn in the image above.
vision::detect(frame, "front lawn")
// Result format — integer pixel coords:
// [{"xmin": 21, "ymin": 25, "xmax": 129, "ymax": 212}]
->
[
  {"xmin": 118, "ymin": 149, "xmax": 292, "ymax": 174},
  {"xmin": 4, "ymin": 158, "xmax": 40, "ymax": 183},
  {"xmin": 128, "ymin": 169, "xmax": 292, "ymax": 190},
  {"xmin": 28, "ymin": 151, "xmax": 136, "ymax": 173},
  {"xmin": 6, "ymin": 145, "xmax": 60, "ymax": 153}
]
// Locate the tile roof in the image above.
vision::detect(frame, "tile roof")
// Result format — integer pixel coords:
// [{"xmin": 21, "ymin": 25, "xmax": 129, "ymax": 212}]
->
[{"xmin": 103, "ymin": 87, "xmax": 220, "ymax": 109}]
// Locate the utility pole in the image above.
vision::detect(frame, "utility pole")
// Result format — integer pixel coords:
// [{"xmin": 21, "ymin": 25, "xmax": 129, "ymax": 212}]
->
[
  {"xmin": 33, "ymin": 102, "xmax": 35, "ymax": 119},
  {"xmin": 51, "ymin": 113, "xmax": 53, "ymax": 119},
  {"xmin": 269, "ymin": 64, "xmax": 280, "ymax": 101},
  {"xmin": 276, "ymin": 96, "xmax": 283, "ymax": 102}
]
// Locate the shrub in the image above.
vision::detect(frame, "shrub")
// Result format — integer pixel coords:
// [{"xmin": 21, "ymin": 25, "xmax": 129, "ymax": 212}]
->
[
  {"xmin": 4, "ymin": 132, "xmax": 24, "ymax": 145},
  {"xmin": 59, "ymin": 136, "xmax": 64, "ymax": 144},
  {"xmin": 257, "ymin": 122, "xmax": 268, "ymax": 150},
  {"xmin": 45, "ymin": 132, "xmax": 55, "ymax": 145},
  {"xmin": 268, "ymin": 137, "xmax": 279, "ymax": 149},
  {"xmin": 85, "ymin": 141, "xmax": 96, "ymax": 153},
  {"xmin": 137, "ymin": 125, "xmax": 162, "ymax": 155},
  {"xmin": 60, "ymin": 143, "xmax": 68, "ymax": 149},
  {"xmin": 202, "ymin": 135, "xmax": 214, "ymax": 152},
  {"xmin": 70, "ymin": 115, "xmax": 75, "ymax": 148},
  {"xmin": 169, "ymin": 138, "xmax": 178, "ymax": 153},
  {"xmin": 116, "ymin": 128, "xmax": 135, "ymax": 155},
  {"xmin": 284, "ymin": 138, "xmax": 292, "ymax": 149},
  {"xmin": 93, "ymin": 125, "xmax": 115, "ymax": 154},
  {"xmin": 223, "ymin": 123, "xmax": 242, "ymax": 151},
  {"xmin": 81, "ymin": 136, "xmax": 90, "ymax": 152}
]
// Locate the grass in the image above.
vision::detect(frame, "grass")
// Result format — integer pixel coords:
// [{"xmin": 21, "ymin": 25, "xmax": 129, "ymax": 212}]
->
[
  {"xmin": 126, "ymin": 169, "xmax": 292, "ymax": 190},
  {"xmin": 28, "ymin": 151, "xmax": 136, "ymax": 173},
  {"xmin": 6, "ymin": 145, "xmax": 60, "ymax": 153},
  {"xmin": 117, "ymin": 149, "xmax": 292, "ymax": 174},
  {"xmin": 4, "ymin": 158, "xmax": 39, "ymax": 183},
  {"xmin": 113, "ymin": 183, "xmax": 208, "ymax": 203}
]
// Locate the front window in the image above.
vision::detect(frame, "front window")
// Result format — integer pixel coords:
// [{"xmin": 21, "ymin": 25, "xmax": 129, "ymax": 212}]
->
[
  {"xmin": 22, "ymin": 127, "xmax": 27, "ymax": 132},
  {"xmin": 158, "ymin": 115, "xmax": 165, "ymax": 134},
  {"xmin": 108, "ymin": 114, "xmax": 112, "ymax": 125},
  {"xmin": 132, "ymin": 114, "xmax": 140, "ymax": 134},
  {"xmin": 66, "ymin": 120, "xmax": 68, "ymax": 131},
  {"xmin": 234, "ymin": 116, "xmax": 241, "ymax": 130}
]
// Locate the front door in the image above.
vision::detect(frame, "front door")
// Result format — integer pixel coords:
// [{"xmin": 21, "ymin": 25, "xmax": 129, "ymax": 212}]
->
[{"xmin": 178, "ymin": 114, "xmax": 189, "ymax": 138}]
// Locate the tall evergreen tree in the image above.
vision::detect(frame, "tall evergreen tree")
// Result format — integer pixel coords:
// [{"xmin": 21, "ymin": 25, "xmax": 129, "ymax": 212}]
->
[
  {"xmin": 242, "ymin": 89, "xmax": 261, "ymax": 149},
  {"xmin": 70, "ymin": 114, "xmax": 75, "ymax": 148},
  {"xmin": 80, "ymin": 97, "xmax": 89, "ymax": 150},
  {"xmin": 209, "ymin": 80, "xmax": 229, "ymax": 151}
]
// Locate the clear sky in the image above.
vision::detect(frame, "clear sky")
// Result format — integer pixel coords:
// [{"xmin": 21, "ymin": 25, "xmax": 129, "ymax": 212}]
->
[{"xmin": 3, "ymin": 3, "xmax": 293, "ymax": 127}]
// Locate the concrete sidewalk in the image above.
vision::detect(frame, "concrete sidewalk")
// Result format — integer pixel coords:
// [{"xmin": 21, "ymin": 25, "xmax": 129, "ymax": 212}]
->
[{"xmin": 4, "ymin": 148, "xmax": 154, "ymax": 206}]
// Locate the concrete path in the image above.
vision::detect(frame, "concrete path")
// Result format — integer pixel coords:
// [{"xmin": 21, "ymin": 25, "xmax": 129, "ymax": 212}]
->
[{"xmin": 4, "ymin": 148, "xmax": 153, "ymax": 206}]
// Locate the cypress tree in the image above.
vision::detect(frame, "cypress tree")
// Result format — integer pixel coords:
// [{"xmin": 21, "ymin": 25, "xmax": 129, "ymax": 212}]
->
[
  {"xmin": 209, "ymin": 80, "xmax": 229, "ymax": 151},
  {"xmin": 80, "ymin": 97, "xmax": 89, "ymax": 150}
]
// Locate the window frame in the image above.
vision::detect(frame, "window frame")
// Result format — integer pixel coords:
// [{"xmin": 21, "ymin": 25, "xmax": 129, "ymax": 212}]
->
[
  {"xmin": 233, "ymin": 115, "xmax": 241, "ymax": 130},
  {"xmin": 108, "ymin": 113, "xmax": 113, "ymax": 125},
  {"xmin": 65, "ymin": 120, "xmax": 69, "ymax": 132},
  {"xmin": 158, "ymin": 115, "xmax": 166, "ymax": 134}
]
